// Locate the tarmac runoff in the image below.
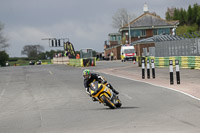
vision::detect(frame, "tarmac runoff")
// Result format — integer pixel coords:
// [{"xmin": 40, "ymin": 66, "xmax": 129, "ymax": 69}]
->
[{"xmin": 94, "ymin": 69, "xmax": 200, "ymax": 102}]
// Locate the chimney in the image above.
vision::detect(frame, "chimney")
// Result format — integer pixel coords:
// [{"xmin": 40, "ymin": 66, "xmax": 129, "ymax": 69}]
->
[{"xmin": 143, "ymin": 3, "xmax": 149, "ymax": 13}]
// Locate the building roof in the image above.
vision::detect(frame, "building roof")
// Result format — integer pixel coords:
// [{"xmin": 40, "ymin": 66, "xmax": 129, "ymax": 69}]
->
[
  {"xmin": 131, "ymin": 34, "xmax": 184, "ymax": 45},
  {"xmin": 108, "ymin": 33, "xmax": 121, "ymax": 36},
  {"xmin": 121, "ymin": 12, "xmax": 179, "ymax": 30}
]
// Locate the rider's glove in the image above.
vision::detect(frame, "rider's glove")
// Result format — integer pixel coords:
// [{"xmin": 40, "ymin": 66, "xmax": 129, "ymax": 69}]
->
[
  {"xmin": 98, "ymin": 76, "xmax": 105, "ymax": 81},
  {"xmin": 102, "ymin": 80, "xmax": 107, "ymax": 84},
  {"xmin": 98, "ymin": 76, "xmax": 107, "ymax": 84}
]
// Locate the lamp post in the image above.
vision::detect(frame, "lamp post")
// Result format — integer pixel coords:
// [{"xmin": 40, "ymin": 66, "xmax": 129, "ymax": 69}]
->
[
  {"xmin": 128, "ymin": 15, "xmax": 131, "ymax": 45},
  {"xmin": 125, "ymin": 32, "xmax": 128, "ymax": 45}
]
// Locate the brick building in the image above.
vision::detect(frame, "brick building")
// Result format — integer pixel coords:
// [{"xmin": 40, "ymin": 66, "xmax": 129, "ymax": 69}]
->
[
  {"xmin": 104, "ymin": 33, "xmax": 122, "ymax": 60},
  {"xmin": 104, "ymin": 5, "xmax": 179, "ymax": 58}
]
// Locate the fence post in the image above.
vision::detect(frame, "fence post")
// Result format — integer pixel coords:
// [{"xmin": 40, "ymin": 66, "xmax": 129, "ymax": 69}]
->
[
  {"xmin": 169, "ymin": 60, "xmax": 174, "ymax": 85},
  {"xmin": 147, "ymin": 59, "xmax": 150, "ymax": 79},
  {"xmin": 151, "ymin": 59, "xmax": 155, "ymax": 78},
  {"xmin": 176, "ymin": 60, "xmax": 180, "ymax": 84},
  {"xmin": 142, "ymin": 59, "xmax": 145, "ymax": 79}
]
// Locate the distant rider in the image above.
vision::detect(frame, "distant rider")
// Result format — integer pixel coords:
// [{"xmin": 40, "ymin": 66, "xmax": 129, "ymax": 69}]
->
[{"xmin": 83, "ymin": 69, "xmax": 119, "ymax": 101}]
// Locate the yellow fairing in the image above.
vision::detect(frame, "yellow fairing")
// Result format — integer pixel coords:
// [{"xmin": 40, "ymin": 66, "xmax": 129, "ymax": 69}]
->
[{"xmin": 90, "ymin": 83, "xmax": 112, "ymax": 103}]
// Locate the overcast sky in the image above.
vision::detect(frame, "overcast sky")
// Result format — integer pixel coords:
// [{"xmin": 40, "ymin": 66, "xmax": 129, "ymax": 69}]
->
[{"xmin": 0, "ymin": 0, "xmax": 200, "ymax": 57}]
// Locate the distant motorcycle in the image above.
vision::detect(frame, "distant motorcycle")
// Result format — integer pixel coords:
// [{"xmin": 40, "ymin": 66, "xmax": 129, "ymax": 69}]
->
[
  {"xmin": 29, "ymin": 60, "xmax": 35, "ymax": 65},
  {"xmin": 36, "ymin": 60, "xmax": 42, "ymax": 65},
  {"xmin": 90, "ymin": 81, "xmax": 122, "ymax": 109}
]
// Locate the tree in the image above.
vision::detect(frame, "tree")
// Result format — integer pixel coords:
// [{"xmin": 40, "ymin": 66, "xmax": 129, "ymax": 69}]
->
[
  {"xmin": 151, "ymin": 12, "xmax": 161, "ymax": 18},
  {"xmin": 181, "ymin": 8, "xmax": 187, "ymax": 25},
  {"xmin": 37, "ymin": 52, "xmax": 46, "ymax": 60},
  {"xmin": 187, "ymin": 5, "xmax": 193, "ymax": 25},
  {"xmin": 165, "ymin": 7, "xmax": 175, "ymax": 20},
  {"xmin": 173, "ymin": 8, "xmax": 180, "ymax": 20},
  {"xmin": 112, "ymin": 8, "xmax": 135, "ymax": 29},
  {"xmin": 46, "ymin": 50, "xmax": 56, "ymax": 59},
  {"xmin": 0, "ymin": 51, "xmax": 9, "ymax": 66},
  {"xmin": 196, "ymin": 4, "xmax": 200, "ymax": 30},
  {"xmin": 0, "ymin": 22, "xmax": 9, "ymax": 50},
  {"xmin": 192, "ymin": 3, "xmax": 199, "ymax": 24},
  {"xmin": 21, "ymin": 44, "xmax": 44, "ymax": 58}
]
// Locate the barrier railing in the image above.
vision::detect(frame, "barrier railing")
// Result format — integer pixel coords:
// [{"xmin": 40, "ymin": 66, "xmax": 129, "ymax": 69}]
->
[
  {"xmin": 138, "ymin": 56, "xmax": 200, "ymax": 69},
  {"xmin": 52, "ymin": 57, "xmax": 96, "ymax": 67}
]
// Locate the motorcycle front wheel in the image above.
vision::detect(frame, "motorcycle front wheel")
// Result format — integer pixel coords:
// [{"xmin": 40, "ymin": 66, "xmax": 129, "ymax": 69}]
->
[{"xmin": 101, "ymin": 95, "xmax": 116, "ymax": 109}]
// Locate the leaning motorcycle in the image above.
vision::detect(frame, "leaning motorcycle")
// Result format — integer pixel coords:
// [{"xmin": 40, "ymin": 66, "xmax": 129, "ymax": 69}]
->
[{"xmin": 90, "ymin": 81, "xmax": 122, "ymax": 109}]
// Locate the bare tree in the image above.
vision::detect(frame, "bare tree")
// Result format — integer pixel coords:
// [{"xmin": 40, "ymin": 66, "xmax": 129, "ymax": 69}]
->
[
  {"xmin": 151, "ymin": 12, "xmax": 161, "ymax": 18},
  {"xmin": 21, "ymin": 44, "xmax": 44, "ymax": 58},
  {"xmin": 112, "ymin": 8, "xmax": 136, "ymax": 29},
  {"xmin": 165, "ymin": 7, "xmax": 176, "ymax": 20},
  {"xmin": 0, "ymin": 22, "xmax": 9, "ymax": 50}
]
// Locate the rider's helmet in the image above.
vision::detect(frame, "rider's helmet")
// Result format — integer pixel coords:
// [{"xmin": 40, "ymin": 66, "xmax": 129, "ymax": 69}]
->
[{"xmin": 83, "ymin": 69, "xmax": 91, "ymax": 80}]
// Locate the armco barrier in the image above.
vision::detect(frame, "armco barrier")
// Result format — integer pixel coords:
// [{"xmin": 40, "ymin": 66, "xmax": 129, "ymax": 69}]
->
[
  {"xmin": 141, "ymin": 56, "xmax": 200, "ymax": 69},
  {"xmin": 137, "ymin": 56, "xmax": 200, "ymax": 69},
  {"xmin": 196, "ymin": 56, "xmax": 200, "ymax": 69}
]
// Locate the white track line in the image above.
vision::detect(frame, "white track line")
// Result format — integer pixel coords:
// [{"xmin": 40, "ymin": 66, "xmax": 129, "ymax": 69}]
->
[
  {"xmin": 49, "ymin": 70, "xmax": 53, "ymax": 75},
  {"xmin": 96, "ymin": 71, "xmax": 200, "ymax": 101},
  {"xmin": 0, "ymin": 82, "xmax": 9, "ymax": 100},
  {"xmin": 0, "ymin": 89, "xmax": 6, "ymax": 98},
  {"xmin": 121, "ymin": 93, "xmax": 133, "ymax": 100}
]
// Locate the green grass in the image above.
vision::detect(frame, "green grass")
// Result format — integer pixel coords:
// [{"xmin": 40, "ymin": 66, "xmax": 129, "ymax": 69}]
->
[{"xmin": 8, "ymin": 59, "xmax": 52, "ymax": 66}]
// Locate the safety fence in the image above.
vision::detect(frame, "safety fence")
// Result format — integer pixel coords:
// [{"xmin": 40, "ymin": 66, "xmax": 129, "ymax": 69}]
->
[
  {"xmin": 52, "ymin": 57, "xmax": 69, "ymax": 64},
  {"xmin": 139, "ymin": 56, "xmax": 200, "ymax": 69},
  {"xmin": 52, "ymin": 57, "xmax": 96, "ymax": 67}
]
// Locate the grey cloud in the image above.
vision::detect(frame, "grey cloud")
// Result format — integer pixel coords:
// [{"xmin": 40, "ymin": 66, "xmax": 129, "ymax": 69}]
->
[{"xmin": 0, "ymin": 0, "xmax": 199, "ymax": 57}]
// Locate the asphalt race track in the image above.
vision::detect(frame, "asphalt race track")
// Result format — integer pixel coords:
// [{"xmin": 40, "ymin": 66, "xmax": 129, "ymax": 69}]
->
[{"xmin": 0, "ymin": 62, "xmax": 200, "ymax": 133}]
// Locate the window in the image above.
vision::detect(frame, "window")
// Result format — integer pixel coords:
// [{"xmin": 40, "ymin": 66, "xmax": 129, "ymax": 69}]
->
[
  {"xmin": 110, "ymin": 35, "xmax": 116, "ymax": 41},
  {"xmin": 141, "ymin": 29, "xmax": 146, "ymax": 37},
  {"xmin": 153, "ymin": 29, "xmax": 158, "ymax": 35},
  {"xmin": 131, "ymin": 30, "xmax": 141, "ymax": 37},
  {"xmin": 124, "ymin": 49, "xmax": 135, "ymax": 54},
  {"xmin": 158, "ymin": 28, "xmax": 170, "ymax": 35},
  {"xmin": 131, "ymin": 29, "xmax": 146, "ymax": 37},
  {"xmin": 118, "ymin": 36, "xmax": 121, "ymax": 41}
]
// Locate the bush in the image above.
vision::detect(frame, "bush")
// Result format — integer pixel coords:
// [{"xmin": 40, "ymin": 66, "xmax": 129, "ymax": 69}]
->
[
  {"xmin": 9, "ymin": 57, "xmax": 18, "ymax": 62},
  {"xmin": 0, "ymin": 51, "xmax": 9, "ymax": 66}
]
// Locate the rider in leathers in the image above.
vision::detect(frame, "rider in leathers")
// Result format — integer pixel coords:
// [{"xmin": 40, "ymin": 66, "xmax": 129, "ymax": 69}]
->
[{"xmin": 83, "ymin": 69, "xmax": 119, "ymax": 101}]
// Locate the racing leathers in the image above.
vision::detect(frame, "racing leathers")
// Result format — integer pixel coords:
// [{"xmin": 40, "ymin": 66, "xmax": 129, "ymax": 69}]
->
[{"xmin": 83, "ymin": 73, "xmax": 119, "ymax": 101}]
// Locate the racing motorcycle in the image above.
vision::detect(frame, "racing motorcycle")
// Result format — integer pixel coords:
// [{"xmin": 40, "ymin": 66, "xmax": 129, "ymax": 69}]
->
[{"xmin": 90, "ymin": 80, "xmax": 122, "ymax": 109}]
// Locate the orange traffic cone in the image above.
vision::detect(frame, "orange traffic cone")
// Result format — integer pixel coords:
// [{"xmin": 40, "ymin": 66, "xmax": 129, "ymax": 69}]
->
[{"xmin": 91, "ymin": 60, "xmax": 94, "ymax": 66}]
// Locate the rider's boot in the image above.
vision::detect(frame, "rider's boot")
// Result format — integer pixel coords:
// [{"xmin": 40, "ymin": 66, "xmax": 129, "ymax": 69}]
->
[{"xmin": 92, "ymin": 97, "xmax": 98, "ymax": 102}]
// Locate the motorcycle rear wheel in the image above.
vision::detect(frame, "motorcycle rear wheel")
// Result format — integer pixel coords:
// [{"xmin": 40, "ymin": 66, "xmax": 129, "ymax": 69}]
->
[{"xmin": 101, "ymin": 95, "xmax": 116, "ymax": 109}]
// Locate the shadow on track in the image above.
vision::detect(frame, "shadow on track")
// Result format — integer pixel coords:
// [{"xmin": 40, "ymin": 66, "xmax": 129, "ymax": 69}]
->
[
  {"xmin": 118, "ymin": 106, "xmax": 139, "ymax": 110},
  {"xmin": 91, "ymin": 106, "xmax": 139, "ymax": 110}
]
